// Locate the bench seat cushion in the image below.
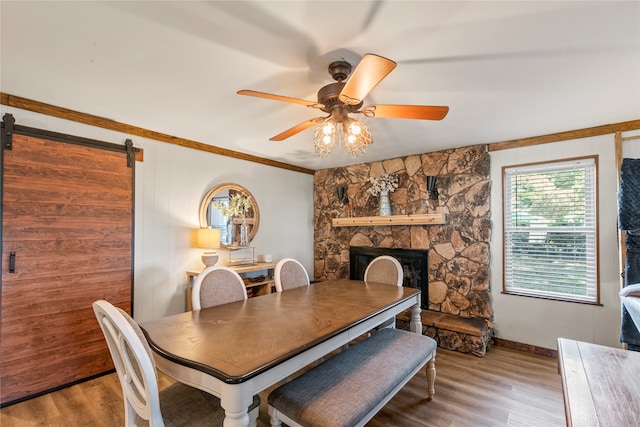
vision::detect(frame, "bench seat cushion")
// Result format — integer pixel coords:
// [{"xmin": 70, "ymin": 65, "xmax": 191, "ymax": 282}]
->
[{"xmin": 268, "ymin": 328, "xmax": 436, "ymax": 427}]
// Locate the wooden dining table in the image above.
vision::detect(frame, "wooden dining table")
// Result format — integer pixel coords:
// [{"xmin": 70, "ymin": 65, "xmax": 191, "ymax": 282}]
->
[{"xmin": 140, "ymin": 278, "xmax": 423, "ymax": 427}]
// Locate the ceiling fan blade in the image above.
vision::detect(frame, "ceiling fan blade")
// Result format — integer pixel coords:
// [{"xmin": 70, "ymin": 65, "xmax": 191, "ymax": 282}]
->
[
  {"xmin": 237, "ymin": 90, "xmax": 324, "ymax": 109},
  {"xmin": 339, "ymin": 53, "xmax": 397, "ymax": 105},
  {"xmin": 269, "ymin": 117, "xmax": 327, "ymax": 141},
  {"xmin": 361, "ymin": 104, "xmax": 449, "ymax": 120}
]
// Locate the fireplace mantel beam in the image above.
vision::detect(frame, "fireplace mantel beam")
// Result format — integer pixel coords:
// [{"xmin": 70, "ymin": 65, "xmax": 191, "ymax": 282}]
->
[{"xmin": 332, "ymin": 214, "xmax": 446, "ymax": 227}]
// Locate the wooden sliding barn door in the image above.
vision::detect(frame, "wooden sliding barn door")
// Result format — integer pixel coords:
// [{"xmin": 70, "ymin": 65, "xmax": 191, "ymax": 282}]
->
[{"xmin": 1, "ymin": 116, "xmax": 134, "ymax": 405}]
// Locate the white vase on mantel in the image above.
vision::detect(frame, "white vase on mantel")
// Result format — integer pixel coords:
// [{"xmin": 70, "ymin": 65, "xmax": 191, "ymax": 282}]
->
[{"xmin": 378, "ymin": 191, "xmax": 392, "ymax": 216}]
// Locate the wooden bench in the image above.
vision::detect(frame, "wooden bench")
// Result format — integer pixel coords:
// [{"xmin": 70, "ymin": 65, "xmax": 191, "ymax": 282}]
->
[{"xmin": 268, "ymin": 328, "xmax": 437, "ymax": 427}]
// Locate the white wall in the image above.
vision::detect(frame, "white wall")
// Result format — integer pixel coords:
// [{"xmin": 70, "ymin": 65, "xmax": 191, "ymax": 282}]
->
[
  {"xmin": 1, "ymin": 106, "xmax": 315, "ymax": 322},
  {"xmin": 490, "ymin": 134, "xmax": 627, "ymax": 350},
  {"xmin": 624, "ymin": 131, "xmax": 640, "ymax": 157}
]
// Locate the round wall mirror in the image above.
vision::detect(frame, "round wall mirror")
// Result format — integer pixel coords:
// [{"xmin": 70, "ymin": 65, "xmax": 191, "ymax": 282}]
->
[{"xmin": 199, "ymin": 183, "xmax": 260, "ymax": 246}]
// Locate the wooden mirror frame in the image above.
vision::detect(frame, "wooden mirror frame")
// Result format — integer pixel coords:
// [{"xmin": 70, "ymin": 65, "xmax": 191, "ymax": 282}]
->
[{"xmin": 199, "ymin": 183, "xmax": 260, "ymax": 245}]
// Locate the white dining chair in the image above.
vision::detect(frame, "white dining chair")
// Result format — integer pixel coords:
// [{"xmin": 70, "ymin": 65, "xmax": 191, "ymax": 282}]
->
[
  {"xmin": 365, "ymin": 255, "xmax": 403, "ymax": 330},
  {"xmin": 192, "ymin": 265, "xmax": 248, "ymax": 310},
  {"xmin": 92, "ymin": 300, "xmax": 260, "ymax": 426},
  {"xmin": 274, "ymin": 258, "xmax": 310, "ymax": 292},
  {"xmin": 364, "ymin": 255, "xmax": 403, "ymax": 286}
]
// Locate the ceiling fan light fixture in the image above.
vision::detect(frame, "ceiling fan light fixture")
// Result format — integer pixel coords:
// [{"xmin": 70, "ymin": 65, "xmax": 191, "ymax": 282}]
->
[
  {"xmin": 343, "ymin": 118, "xmax": 372, "ymax": 157},
  {"xmin": 239, "ymin": 53, "xmax": 448, "ymax": 157},
  {"xmin": 313, "ymin": 117, "xmax": 372, "ymax": 158},
  {"xmin": 313, "ymin": 120, "xmax": 336, "ymax": 157}
]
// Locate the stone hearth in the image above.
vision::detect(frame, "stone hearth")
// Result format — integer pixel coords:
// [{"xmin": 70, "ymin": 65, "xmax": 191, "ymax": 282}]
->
[{"xmin": 397, "ymin": 310, "xmax": 492, "ymax": 357}]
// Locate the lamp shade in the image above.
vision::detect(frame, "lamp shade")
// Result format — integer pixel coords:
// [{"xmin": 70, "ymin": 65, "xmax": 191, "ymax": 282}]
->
[{"xmin": 197, "ymin": 228, "xmax": 221, "ymax": 250}]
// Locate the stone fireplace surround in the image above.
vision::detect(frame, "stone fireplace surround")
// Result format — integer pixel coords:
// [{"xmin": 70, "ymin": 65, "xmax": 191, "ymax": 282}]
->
[{"xmin": 313, "ymin": 144, "xmax": 493, "ymax": 355}]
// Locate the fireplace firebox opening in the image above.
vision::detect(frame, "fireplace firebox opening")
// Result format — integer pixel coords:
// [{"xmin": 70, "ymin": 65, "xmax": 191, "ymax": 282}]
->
[{"xmin": 349, "ymin": 246, "xmax": 428, "ymax": 309}]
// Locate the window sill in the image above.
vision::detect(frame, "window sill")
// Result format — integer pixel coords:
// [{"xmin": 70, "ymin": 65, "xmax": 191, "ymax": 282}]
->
[{"xmin": 501, "ymin": 290, "xmax": 601, "ymax": 306}]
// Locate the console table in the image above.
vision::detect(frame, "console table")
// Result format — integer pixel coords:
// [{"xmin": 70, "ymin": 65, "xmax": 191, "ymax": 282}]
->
[
  {"xmin": 557, "ymin": 338, "xmax": 640, "ymax": 426},
  {"xmin": 186, "ymin": 261, "xmax": 277, "ymax": 311}
]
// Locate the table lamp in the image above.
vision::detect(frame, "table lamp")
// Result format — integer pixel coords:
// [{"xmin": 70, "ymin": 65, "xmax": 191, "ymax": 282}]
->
[{"xmin": 197, "ymin": 227, "xmax": 221, "ymax": 267}]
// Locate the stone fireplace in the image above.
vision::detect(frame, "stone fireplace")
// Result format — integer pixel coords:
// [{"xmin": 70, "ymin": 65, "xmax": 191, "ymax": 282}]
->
[
  {"xmin": 349, "ymin": 246, "xmax": 428, "ymax": 309},
  {"xmin": 313, "ymin": 144, "xmax": 493, "ymax": 355}
]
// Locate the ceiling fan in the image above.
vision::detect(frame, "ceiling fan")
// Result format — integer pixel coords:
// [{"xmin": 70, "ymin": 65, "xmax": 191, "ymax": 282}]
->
[{"xmin": 237, "ymin": 53, "xmax": 449, "ymax": 157}]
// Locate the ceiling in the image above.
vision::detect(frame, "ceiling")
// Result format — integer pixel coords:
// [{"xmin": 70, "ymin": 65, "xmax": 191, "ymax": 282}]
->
[{"xmin": 1, "ymin": 1, "xmax": 639, "ymax": 171}]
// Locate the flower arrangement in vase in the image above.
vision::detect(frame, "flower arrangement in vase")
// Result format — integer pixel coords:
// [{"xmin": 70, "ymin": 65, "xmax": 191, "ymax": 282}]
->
[
  {"xmin": 366, "ymin": 172, "xmax": 398, "ymax": 216},
  {"xmin": 213, "ymin": 193, "xmax": 253, "ymax": 246}
]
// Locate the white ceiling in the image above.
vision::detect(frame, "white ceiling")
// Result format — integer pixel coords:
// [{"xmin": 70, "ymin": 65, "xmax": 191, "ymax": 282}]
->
[{"xmin": 1, "ymin": 1, "xmax": 639, "ymax": 171}]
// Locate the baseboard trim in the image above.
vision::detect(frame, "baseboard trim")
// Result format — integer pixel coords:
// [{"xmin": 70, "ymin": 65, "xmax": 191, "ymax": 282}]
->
[{"xmin": 492, "ymin": 337, "xmax": 558, "ymax": 359}]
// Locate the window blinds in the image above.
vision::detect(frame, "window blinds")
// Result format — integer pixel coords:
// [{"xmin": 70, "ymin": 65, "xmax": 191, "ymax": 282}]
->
[{"xmin": 503, "ymin": 157, "xmax": 598, "ymax": 303}]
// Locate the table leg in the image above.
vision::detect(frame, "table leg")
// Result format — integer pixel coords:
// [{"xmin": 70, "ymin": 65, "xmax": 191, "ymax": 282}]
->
[
  {"xmin": 410, "ymin": 302, "xmax": 422, "ymax": 334},
  {"xmin": 220, "ymin": 383, "xmax": 253, "ymax": 427}
]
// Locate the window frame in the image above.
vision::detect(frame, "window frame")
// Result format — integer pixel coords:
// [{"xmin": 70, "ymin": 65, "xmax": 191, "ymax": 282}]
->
[{"xmin": 501, "ymin": 155, "xmax": 600, "ymax": 304}]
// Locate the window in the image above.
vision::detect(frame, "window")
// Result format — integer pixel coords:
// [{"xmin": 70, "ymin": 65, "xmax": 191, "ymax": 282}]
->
[
  {"xmin": 209, "ymin": 196, "xmax": 231, "ymax": 244},
  {"xmin": 503, "ymin": 156, "xmax": 598, "ymax": 303}
]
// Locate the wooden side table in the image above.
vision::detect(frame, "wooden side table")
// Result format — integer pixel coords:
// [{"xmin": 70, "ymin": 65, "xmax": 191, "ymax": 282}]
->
[
  {"xmin": 558, "ymin": 338, "xmax": 640, "ymax": 426},
  {"xmin": 186, "ymin": 261, "xmax": 278, "ymax": 311}
]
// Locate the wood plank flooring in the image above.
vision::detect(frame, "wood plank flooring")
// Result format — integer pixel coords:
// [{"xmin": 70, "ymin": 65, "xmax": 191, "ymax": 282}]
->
[{"xmin": 0, "ymin": 345, "xmax": 565, "ymax": 427}]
